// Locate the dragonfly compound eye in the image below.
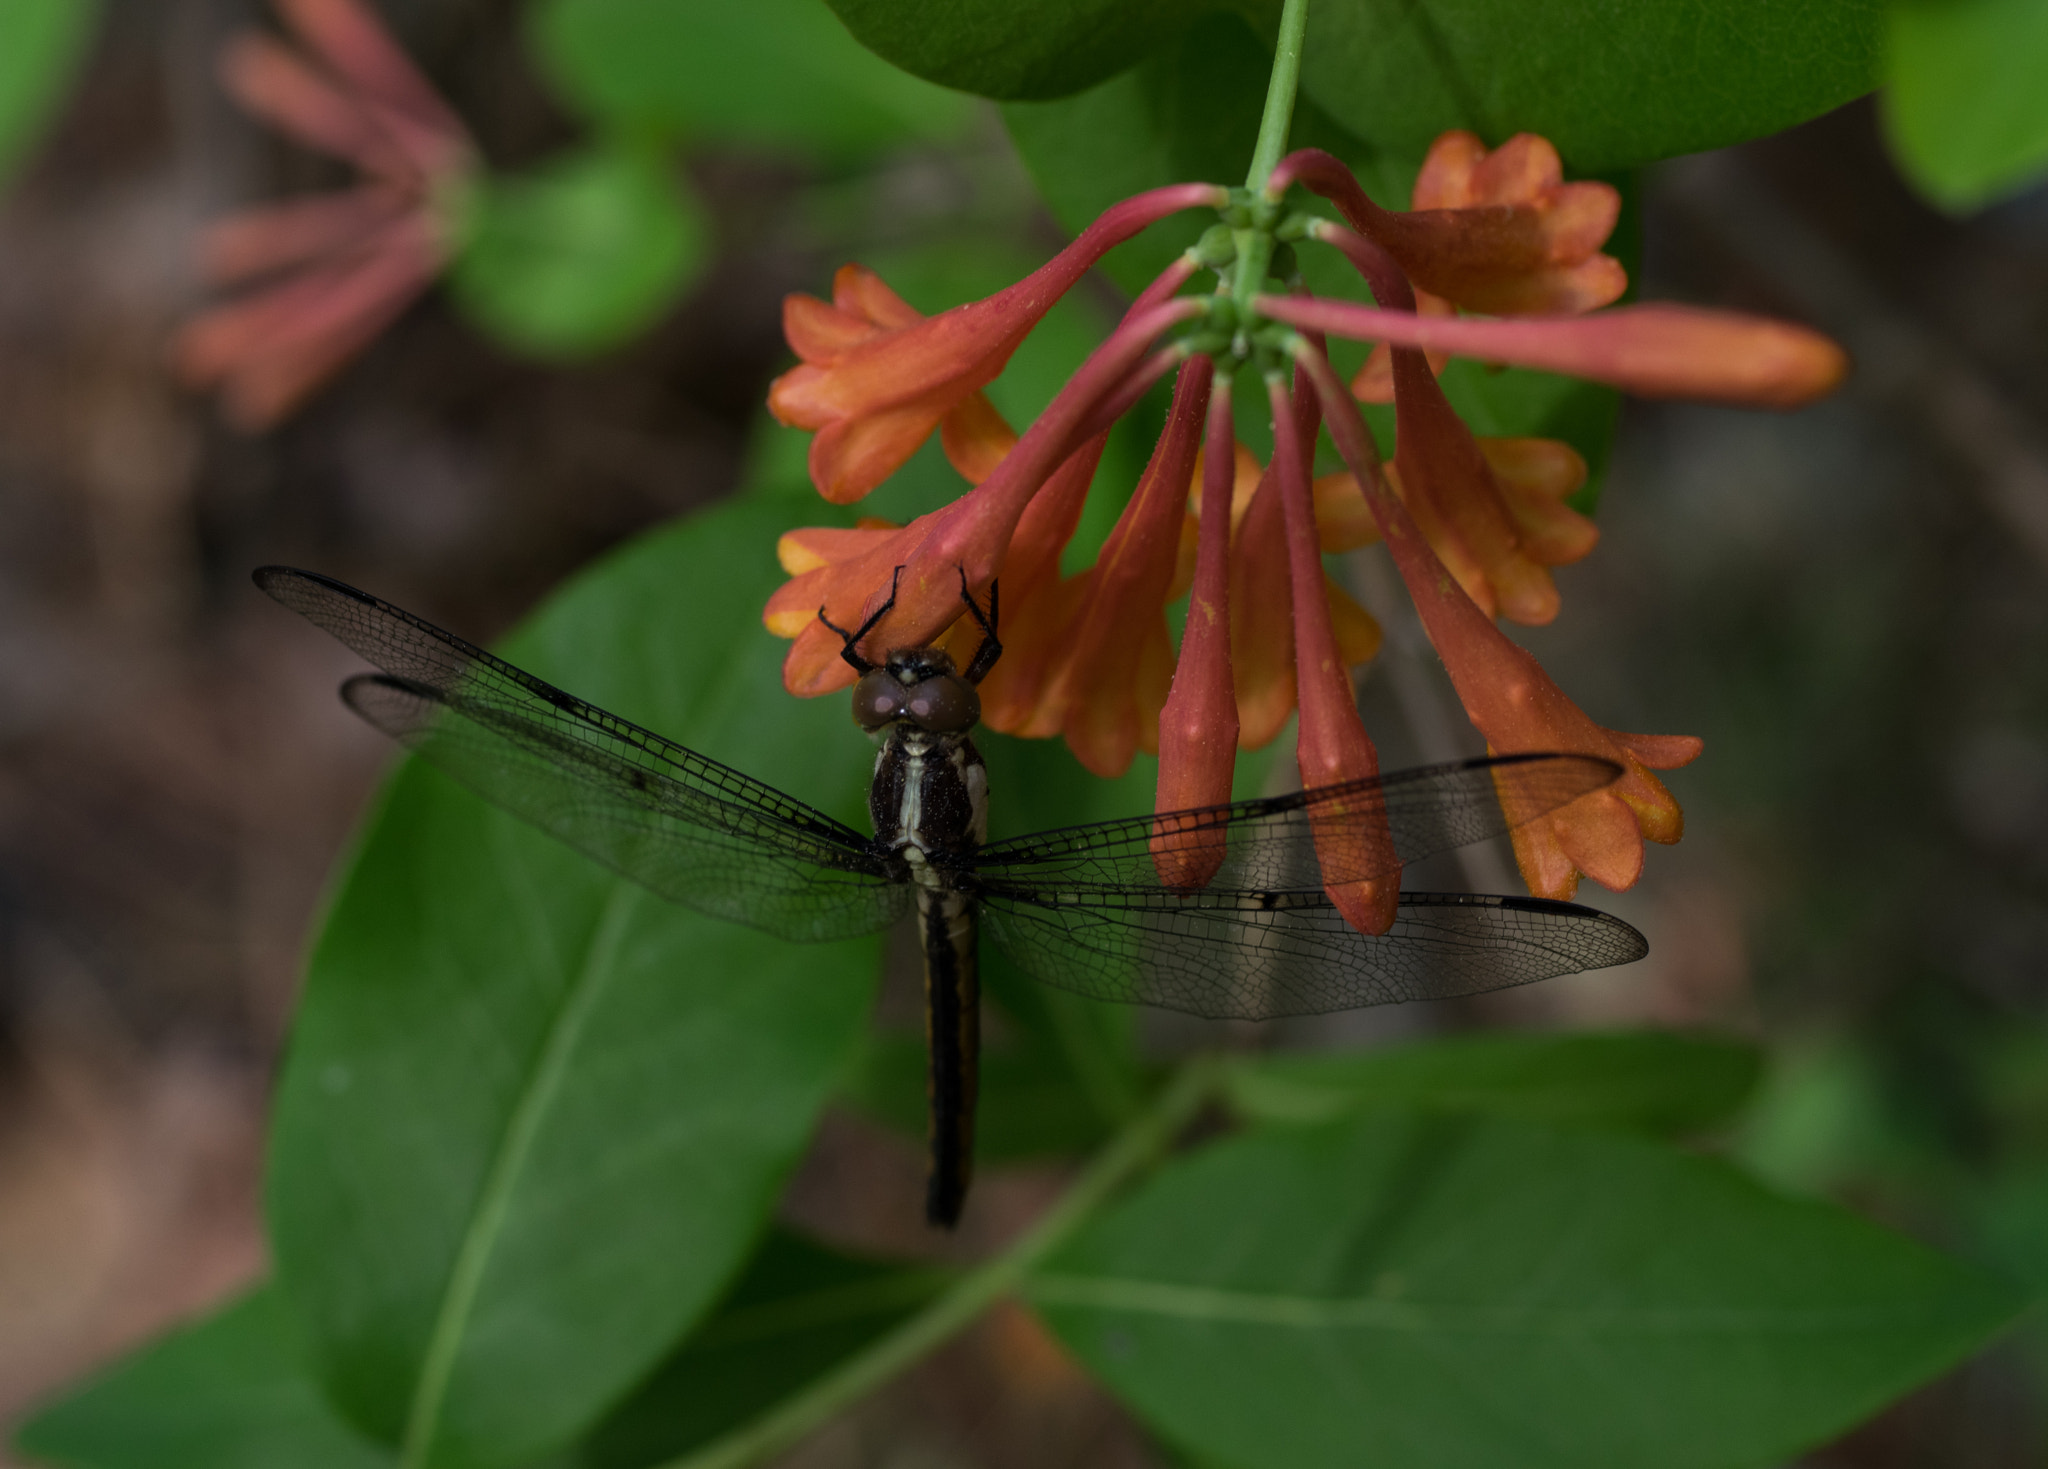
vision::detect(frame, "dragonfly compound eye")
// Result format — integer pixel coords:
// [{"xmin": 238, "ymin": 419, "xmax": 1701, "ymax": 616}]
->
[
  {"xmin": 904, "ymin": 673, "xmax": 980, "ymax": 733},
  {"xmin": 851, "ymin": 669, "xmax": 909, "ymax": 731}
]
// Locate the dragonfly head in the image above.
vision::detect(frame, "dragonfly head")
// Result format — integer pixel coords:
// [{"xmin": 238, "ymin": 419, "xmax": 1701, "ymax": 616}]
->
[{"xmin": 851, "ymin": 647, "xmax": 981, "ymax": 736}]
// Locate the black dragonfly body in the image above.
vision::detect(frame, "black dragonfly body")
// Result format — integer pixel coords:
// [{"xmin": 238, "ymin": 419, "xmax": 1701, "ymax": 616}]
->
[{"xmin": 256, "ymin": 565, "xmax": 1648, "ymax": 1226}]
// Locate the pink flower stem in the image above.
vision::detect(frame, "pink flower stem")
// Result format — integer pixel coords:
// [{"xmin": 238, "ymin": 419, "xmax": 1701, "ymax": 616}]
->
[
  {"xmin": 1307, "ymin": 220, "xmax": 1415, "ymax": 312},
  {"xmin": 974, "ymin": 183, "xmax": 1226, "ymax": 334},
  {"xmin": 1151, "ymin": 370, "xmax": 1242, "ymax": 854},
  {"xmin": 1266, "ymin": 148, "xmax": 1397, "ymax": 231},
  {"xmin": 922, "ymin": 297, "xmax": 1206, "ymax": 575},
  {"xmin": 1131, "ymin": 252, "xmax": 1202, "ymax": 315},
  {"xmin": 1074, "ymin": 345, "xmax": 1188, "ymax": 444}
]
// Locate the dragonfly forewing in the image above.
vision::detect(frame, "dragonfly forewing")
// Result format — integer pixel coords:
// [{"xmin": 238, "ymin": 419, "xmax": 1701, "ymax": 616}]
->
[{"xmin": 258, "ymin": 567, "xmax": 908, "ymax": 945}]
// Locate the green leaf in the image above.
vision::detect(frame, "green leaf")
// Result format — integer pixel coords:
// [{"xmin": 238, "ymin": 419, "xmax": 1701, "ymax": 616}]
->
[
  {"xmin": 0, "ymin": 0, "xmax": 98, "ymax": 188},
  {"xmin": 528, "ymin": 0, "xmax": 973, "ymax": 154},
  {"xmin": 1299, "ymin": 0, "xmax": 1883, "ymax": 172},
  {"xmin": 1032, "ymin": 1111, "xmax": 2022, "ymax": 1469},
  {"xmin": 449, "ymin": 144, "xmax": 705, "ymax": 359},
  {"xmin": 935, "ymin": 0, "xmax": 1878, "ymax": 164},
  {"xmin": 1225, "ymin": 1030, "xmax": 1763, "ymax": 1134},
  {"xmin": 577, "ymin": 1229, "xmax": 946, "ymax": 1468},
  {"xmin": 825, "ymin": 0, "xmax": 1202, "ymax": 101},
  {"xmin": 14, "ymin": 1287, "xmax": 389, "ymax": 1469},
  {"xmin": 265, "ymin": 497, "xmax": 882, "ymax": 1469},
  {"xmin": 1882, "ymin": 0, "xmax": 2048, "ymax": 210}
]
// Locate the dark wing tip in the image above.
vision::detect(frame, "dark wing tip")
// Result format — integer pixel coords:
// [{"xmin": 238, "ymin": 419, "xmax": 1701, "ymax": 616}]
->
[
  {"xmin": 252, "ymin": 565, "xmax": 377, "ymax": 605},
  {"xmin": 1494, "ymin": 893, "xmax": 1650, "ymax": 966}
]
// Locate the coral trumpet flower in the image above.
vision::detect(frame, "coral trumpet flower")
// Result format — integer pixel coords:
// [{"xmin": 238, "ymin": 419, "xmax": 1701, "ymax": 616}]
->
[
  {"xmin": 767, "ymin": 186, "xmax": 1221, "ymax": 505},
  {"xmin": 1298, "ymin": 343, "xmax": 1701, "ymax": 900},
  {"xmin": 173, "ymin": 0, "xmax": 475, "ymax": 429},
  {"xmin": 765, "ymin": 123, "xmax": 1844, "ymax": 921}
]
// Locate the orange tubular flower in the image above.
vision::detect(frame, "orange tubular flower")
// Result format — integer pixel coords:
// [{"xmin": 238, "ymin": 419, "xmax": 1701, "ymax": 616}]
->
[
  {"xmin": 1310, "ymin": 219, "xmax": 1597, "ymax": 625},
  {"xmin": 1151, "ymin": 379, "xmax": 1243, "ymax": 888},
  {"xmin": 1019, "ymin": 361, "xmax": 1213, "ymax": 776},
  {"xmin": 1309, "ymin": 131, "xmax": 1628, "ymax": 402},
  {"xmin": 1298, "ymin": 344, "xmax": 1701, "ymax": 900},
  {"xmin": 173, "ymin": 0, "xmax": 476, "ymax": 429},
  {"xmin": 1268, "ymin": 374, "xmax": 1400, "ymax": 935},
  {"xmin": 767, "ymin": 186, "xmax": 1221, "ymax": 505},
  {"xmin": 1273, "ymin": 139, "xmax": 1625, "ymax": 319},
  {"xmin": 1255, "ymin": 294, "xmax": 1849, "ymax": 408},
  {"xmin": 763, "ymin": 295, "xmax": 1206, "ymax": 697},
  {"xmin": 1227, "ymin": 377, "xmax": 1382, "ymax": 749},
  {"xmin": 766, "ymin": 127, "xmax": 1847, "ymax": 916}
]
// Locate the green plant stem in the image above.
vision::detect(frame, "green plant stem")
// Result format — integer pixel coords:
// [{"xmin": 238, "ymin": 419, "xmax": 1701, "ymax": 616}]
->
[
  {"xmin": 1245, "ymin": 0, "xmax": 1310, "ymax": 195},
  {"xmin": 1231, "ymin": 0, "xmax": 1310, "ymax": 344},
  {"xmin": 660, "ymin": 1055, "xmax": 1226, "ymax": 1469}
]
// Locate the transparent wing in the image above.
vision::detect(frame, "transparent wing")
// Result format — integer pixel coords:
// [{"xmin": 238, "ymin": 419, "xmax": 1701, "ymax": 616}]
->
[
  {"xmin": 978, "ymin": 889, "xmax": 1646, "ymax": 1020},
  {"xmin": 973, "ymin": 753, "xmax": 1620, "ymax": 895},
  {"xmin": 259, "ymin": 567, "xmax": 908, "ymax": 943}
]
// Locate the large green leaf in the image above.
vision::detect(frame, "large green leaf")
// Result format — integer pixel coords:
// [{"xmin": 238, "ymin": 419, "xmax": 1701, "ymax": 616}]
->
[
  {"xmin": 449, "ymin": 143, "xmax": 706, "ymax": 359},
  {"xmin": 528, "ymin": 0, "xmax": 973, "ymax": 154},
  {"xmin": 864, "ymin": 0, "xmax": 1878, "ymax": 166},
  {"xmin": 1299, "ymin": 0, "xmax": 1884, "ymax": 172},
  {"xmin": 1031, "ymin": 1110, "xmax": 2022, "ymax": 1469},
  {"xmin": 1882, "ymin": 0, "xmax": 2048, "ymax": 211},
  {"xmin": 1225, "ymin": 1029, "xmax": 1762, "ymax": 1134},
  {"xmin": 824, "ymin": 0, "xmax": 1199, "ymax": 101},
  {"xmin": 0, "ymin": 0, "xmax": 98, "ymax": 188},
  {"xmin": 265, "ymin": 498, "xmax": 883, "ymax": 1469},
  {"xmin": 13, "ymin": 1287, "xmax": 388, "ymax": 1469},
  {"xmin": 577, "ymin": 1229, "xmax": 946, "ymax": 1468}
]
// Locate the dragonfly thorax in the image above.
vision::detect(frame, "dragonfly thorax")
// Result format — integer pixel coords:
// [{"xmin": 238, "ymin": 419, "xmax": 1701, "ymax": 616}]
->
[{"xmin": 869, "ymin": 718, "xmax": 989, "ymax": 885}]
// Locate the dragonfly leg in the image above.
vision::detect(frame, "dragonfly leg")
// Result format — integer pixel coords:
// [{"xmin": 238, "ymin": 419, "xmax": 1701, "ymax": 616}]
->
[
  {"xmin": 820, "ymin": 565, "xmax": 904, "ymax": 674},
  {"xmin": 957, "ymin": 568, "xmax": 1003, "ymax": 685}
]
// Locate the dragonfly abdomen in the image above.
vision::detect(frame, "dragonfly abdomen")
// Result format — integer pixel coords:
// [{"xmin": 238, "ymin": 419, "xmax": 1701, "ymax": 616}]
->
[
  {"xmin": 871, "ymin": 730, "xmax": 988, "ymax": 1227},
  {"xmin": 919, "ymin": 887, "xmax": 978, "ymax": 1228}
]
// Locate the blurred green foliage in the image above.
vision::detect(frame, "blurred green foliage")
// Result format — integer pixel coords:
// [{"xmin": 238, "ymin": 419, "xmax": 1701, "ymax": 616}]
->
[
  {"xmin": 1882, "ymin": 0, "xmax": 2048, "ymax": 210},
  {"xmin": 449, "ymin": 143, "xmax": 707, "ymax": 358},
  {"xmin": 0, "ymin": 0, "xmax": 99, "ymax": 187}
]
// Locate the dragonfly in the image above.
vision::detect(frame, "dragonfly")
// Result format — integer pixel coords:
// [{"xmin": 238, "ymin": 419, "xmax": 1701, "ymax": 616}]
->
[{"xmin": 256, "ymin": 564, "xmax": 1647, "ymax": 1227}]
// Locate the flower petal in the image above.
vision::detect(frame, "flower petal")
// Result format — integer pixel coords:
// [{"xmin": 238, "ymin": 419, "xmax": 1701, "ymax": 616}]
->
[
  {"xmin": 1153, "ymin": 375, "xmax": 1241, "ymax": 888},
  {"xmin": 1262, "ymin": 296, "xmax": 1850, "ymax": 409},
  {"xmin": 1036, "ymin": 361, "xmax": 1212, "ymax": 776},
  {"xmin": 1268, "ymin": 374, "xmax": 1399, "ymax": 936},
  {"xmin": 1299, "ymin": 341, "xmax": 1704, "ymax": 901},
  {"xmin": 769, "ymin": 185, "xmax": 1226, "ymax": 503},
  {"xmin": 200, "ymin": 185, "xmax": 410, "ymax": 283}
]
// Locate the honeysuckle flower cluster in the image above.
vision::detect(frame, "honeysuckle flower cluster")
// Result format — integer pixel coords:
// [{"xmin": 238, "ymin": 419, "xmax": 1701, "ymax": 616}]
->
[
  {"xmin": 765, "ymin": 130, "xmax": 1847, "ymax": 923},
  {"xmin": 174, "ymin": 0, "xmax": 475, "ymax": 429}
]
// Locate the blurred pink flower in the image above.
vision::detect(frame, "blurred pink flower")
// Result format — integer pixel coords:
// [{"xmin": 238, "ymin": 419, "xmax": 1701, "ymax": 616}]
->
[{"xmin": 172, "ymin": 0, "xmax": 476, "ymax": 430}]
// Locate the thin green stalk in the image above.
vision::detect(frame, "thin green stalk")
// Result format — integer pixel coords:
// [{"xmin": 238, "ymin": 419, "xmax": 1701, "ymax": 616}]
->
[
  {"xmin": 1244, "ymin": 0, "xmax": 1311, "ymax": 195},
  {"xmin": 659, "ymin": 1055, "xmax": 1227, "ymax": 1469},
  {"xmin": 1231, "ymin": 0, "xmax": 1311, "ymax": 340}
]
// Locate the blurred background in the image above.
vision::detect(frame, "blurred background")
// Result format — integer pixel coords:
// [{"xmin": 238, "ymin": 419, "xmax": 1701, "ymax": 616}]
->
[{"xmin": 2, "ymin": 1, "xmax": 2046, "ymax": 1465}]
